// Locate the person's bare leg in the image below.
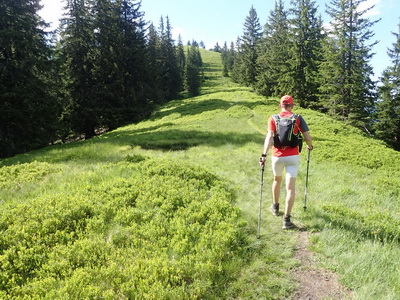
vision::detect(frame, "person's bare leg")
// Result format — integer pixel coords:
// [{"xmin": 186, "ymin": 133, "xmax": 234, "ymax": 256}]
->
[
  {"xmin": 284, "ymin": 176, "xmax": 296, "ymax": 217},
  {"xmin": 272, "ymin": 176, "xmax": 282, "ymax": 204}
]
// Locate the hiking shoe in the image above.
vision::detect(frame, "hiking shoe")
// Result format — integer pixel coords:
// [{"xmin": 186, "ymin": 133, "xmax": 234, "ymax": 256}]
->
[
  {"xmin": 282, "ymin": 215, "xmax": 296, "ymax": 230},
  {"xmin": 270, "ymin": 203, "xmax": 279, "ymax": 216}
]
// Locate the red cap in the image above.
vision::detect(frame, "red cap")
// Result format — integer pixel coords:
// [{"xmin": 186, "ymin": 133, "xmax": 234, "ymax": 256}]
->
[{"xmin": 280, "ymin": 95, "xmax": 294, "ymax": 105}]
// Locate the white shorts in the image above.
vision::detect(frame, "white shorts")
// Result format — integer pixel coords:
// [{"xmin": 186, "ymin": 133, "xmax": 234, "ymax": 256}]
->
[{"xmin": 271, "ymin": 155, "xmax": 300, "ymax": 178}]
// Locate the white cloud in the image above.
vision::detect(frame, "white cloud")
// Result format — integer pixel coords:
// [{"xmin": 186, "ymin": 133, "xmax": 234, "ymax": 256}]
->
[
  {"xmin": 357, "ymin": 0, "xmax": 381, "ymax": 17},
  {"xmin": 172, "ymin": 26, "xmax": 186, "ymax": 42},
  {"xmin": 322, "ymin": 0, "xmax": 381, "ymax": 32}
]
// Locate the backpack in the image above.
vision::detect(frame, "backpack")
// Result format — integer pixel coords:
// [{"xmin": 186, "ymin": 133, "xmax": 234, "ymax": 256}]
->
[{"xmin": 272, "ymin": 114, "xmax": 303, "ymax": 152}]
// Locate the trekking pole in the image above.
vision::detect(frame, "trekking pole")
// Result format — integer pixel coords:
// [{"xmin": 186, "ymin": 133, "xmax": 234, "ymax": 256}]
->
[
  {"xmin": 303, "ymin": 148, "xmax": 311, "ymax": 211},
  {"xmin": 257, "ymin": 164, "xmax": 265, "ymax": 239}
]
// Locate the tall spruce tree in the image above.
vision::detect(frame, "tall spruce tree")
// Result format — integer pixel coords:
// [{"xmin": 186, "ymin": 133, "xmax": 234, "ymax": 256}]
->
[
  {"xmin": 60, "ymin": 0, "xmax": 151, "ymax": 135},
  {"xmin": 228, "ymin": 42, "xmax": 236, "ymax": 73},
  {"xmin": 117, "ymin": 0, "xmax": 152, "ymax": 122},
  {"xmin": 93, "ymin": 0, "xmax": 150, "ymax": 129},
  {"xmin": 159, "ymin": 16, "xmax": 181, "ymax": 101},
  {"xmin": 318, "ymin": 0, "xmax": 379, "ymax": 131},
  {"xmin": 176, "ymin": 35, "xmax": 186, "ymax": 91},
  {"xmin": 92, "ymin": 0, "xmax": 123, "ymax": 128},
  {"xmin": 213, "ymin": 42, "xmax": 222, "ymax": 53},
  {"xmin": 221, "ymin": 41, "xmax": 236, "ymax": 77},
  {"xmin": 59, "ymin": 0, "xmax": 97, "ymax": 138},
  {"xmin": 231, "ymin": 6, "xmax": 262, "ymax": 87},
  {"xmin": 185, "ymin": 42, "xmax": 203, "ymax": 96},
  {"xmin": 288, "ymin": 0, "xmax": 324, "ymax": 108},
  {"xmin": 375, "ymin": 21, "xmax": 400, "ymax": 150},
  {"xmin": 0, "ymin": 0, "xmax": 59, "ymax": 157},
  {"xmin": 221, "ymin": 42, "xmax": 229, "ymax": 77},
  {"xmin": 256, "ymin": 0, "xmax": 291, "ymax": 97},
  {"xmin": 146, "ymin": 22, "xmax": 163, "ymax": 102}
]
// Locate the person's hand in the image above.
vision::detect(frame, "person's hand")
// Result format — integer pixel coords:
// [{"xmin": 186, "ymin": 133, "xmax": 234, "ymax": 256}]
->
[
  {"xmin": 307, "ymin": 145, "xmax": 314, "ymax": 151},
  {"xmin": 259, "ymin": 155, "xmax": 266, "ymax": 167}
]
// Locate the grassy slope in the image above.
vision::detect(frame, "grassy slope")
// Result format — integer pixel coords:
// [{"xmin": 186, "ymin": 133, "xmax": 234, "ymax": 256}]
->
[{"xmin": 1, "ymin": 49, "xmax": 400, "ymax": 299}]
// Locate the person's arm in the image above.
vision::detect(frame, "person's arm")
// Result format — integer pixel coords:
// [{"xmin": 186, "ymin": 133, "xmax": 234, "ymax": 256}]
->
[
  {"xmin": 260, "ymin": 130, "xmax": 274, "ymax": 166},
  {"xmin": 263, "ymin": 130, "xmax": 274, "ymax": 155},
  {"xmin": 303, "ymin": 131, "xmax": 313, "ymax": 150}
]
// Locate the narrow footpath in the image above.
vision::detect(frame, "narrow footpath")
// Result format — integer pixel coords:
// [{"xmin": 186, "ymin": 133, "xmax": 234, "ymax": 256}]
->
[{"xmin": 292, "ymin": 231, "xmax": 352, "ymax": 299}]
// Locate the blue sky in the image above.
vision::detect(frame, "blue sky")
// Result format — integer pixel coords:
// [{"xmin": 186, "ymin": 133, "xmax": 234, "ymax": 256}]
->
[{"xmin": 39, "ymin": 0, "xmax": 400, "ymax": 80}]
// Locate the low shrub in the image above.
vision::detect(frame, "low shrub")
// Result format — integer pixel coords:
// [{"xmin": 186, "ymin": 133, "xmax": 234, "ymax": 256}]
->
[
  {"xmin": 0, "ymin": 161, "xmax": 53, "ymax": 190},
  {"xmin": 0, "ymin": 159, "xmax": 245, "ymax": 299}
]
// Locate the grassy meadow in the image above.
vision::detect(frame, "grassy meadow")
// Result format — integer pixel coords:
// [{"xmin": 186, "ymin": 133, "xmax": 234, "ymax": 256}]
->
[{"xmin": 1, "ymin": 49, "xmax": 400, "ymax": 299}]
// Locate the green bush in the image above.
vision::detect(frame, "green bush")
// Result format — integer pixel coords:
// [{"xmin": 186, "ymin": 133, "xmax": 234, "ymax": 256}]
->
[
  {"xmin": 0, "ymin": 159, "xmax": 245, "ymax": 299},
  {"xmin": 0, "ymin": 161, "xmax": 53, "ymax": 190}
]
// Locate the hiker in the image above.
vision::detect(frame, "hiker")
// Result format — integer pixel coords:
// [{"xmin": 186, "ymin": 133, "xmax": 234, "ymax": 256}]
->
[{"xmin": 260, "ymin": 95, "xmax": 313, "ymax": 229}]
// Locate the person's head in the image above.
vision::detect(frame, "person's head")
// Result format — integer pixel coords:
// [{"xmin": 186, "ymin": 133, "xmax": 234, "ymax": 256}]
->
[{"xmin": 280, "ymin": 95, "xmax": 294, "ymax": 111}]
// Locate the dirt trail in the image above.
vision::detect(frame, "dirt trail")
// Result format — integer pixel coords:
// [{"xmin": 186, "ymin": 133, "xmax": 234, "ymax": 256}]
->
[{"xmin": 292, "ymin": 231, "xmax": 352, "ymax": 300}]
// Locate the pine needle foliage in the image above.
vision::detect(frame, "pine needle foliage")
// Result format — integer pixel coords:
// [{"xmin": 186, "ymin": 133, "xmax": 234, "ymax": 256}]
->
[
  {"xmin": 231, "ymin": 6, "xmax": 262, "ymax": 87},
  {"xmin": 374, "ymin": 21, "xmax": 400, "ymax": 150},
  {"xmin": 0, "ymin": 0, "xmax": 60, "ymax": 157},
  {"xmin": 318, "ymin": 0, "xmax": 379, "ymax": 131},
  {"xmin": 288, "ymin": 0, "xmax": 324, "ymax": 108}
]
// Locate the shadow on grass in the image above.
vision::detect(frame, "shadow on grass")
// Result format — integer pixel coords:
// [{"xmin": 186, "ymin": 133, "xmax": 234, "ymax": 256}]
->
[
  {"xmin": 1, "ymin": 128, "xmax": 263, "ymax": 166},
  {"xmin": 0, "ymin": 97, "xmax": 267, "ymax": 166},
  {"xmin": 101, "ymin": 128, "xmax": 263, "ymax": 152},
  {"xmin": 152, "ymin": 98, "xmax": 267, "ymax": 121},
  {"xmin": 1, "ymin": 80, "xmax": 266, "ymax": 166}
]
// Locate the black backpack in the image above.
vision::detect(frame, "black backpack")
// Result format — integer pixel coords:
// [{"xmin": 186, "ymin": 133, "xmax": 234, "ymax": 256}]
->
[{"xmin": 272, "ymin": 114, "xmax": 303, "ymax": 151}]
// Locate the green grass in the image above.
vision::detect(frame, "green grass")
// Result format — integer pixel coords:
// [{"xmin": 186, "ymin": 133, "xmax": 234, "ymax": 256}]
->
[{"xmin": 1, "ymin": 48, "xmax": 400, "ymax": 299}]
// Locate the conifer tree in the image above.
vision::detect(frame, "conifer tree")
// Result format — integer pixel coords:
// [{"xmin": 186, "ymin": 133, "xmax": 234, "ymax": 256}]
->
[
  {"xmin": 92, "ymin": 0, "xmax": 123, "ymax": 128},
  {"xmin": 117, "ymin": 0, "xmax": 152, "ymax": 122},
  {"xmin": 158, "ymin": 16, "xmax": 181, "ymax": 100},
  {"xmin": 288, "ymin": 0, "xmax": 324, "ymax": 108},
  {"xmin": 221, "ymin": 42, "xmax": 229, "ymax": 77},
  {"xmin": 59, "ymin": 0, "xmax": 97, "ymax": 138},
  {"xmin": 192, "ymin": 40, "xmax": 204, "ymax": 81},
  {"xmin": 0, "ymin": 0, "xmax": 59, "ymax": 157},
  {"xmin": 60, "ymin": 0, "xmax": 151, "ymax": 135},
  {"xmin": 146, "ymin": 22, "xmax": 163, "ymax": 102},
  {"xmin": 176, "ymin": 35, "xmax": 186, "ymax": 91},
  {"xmin": 228, "ymin": 42, "xmax": 236, "ymax": 73},
  {"xmin": 185, "ymin": 42, "xmax": 203, "ymax": 96},
  {"xmin": 231, "ymin": 38, "xmax": 244, "ymax": 84},
  {"xmin": 232, "ymin": 5, "xmax": 262, "ymax": 87},
  {"xmin": 221, "ymin": 41, "xmax": 236, "ymax": 77},
  {"xmin": 375, "ymin": 21, "xmax": 400, "ymax": 150},
  {"xmin": 318, "ymin": 0, "xmax": 379, "ymax": 130},
  {"xmin": 256, "ymin": 0, "xmax": 290, "ymax": 96},
  {"xmin": 213, "ymin": 42, "xmax": 222, "ymax": 53}
]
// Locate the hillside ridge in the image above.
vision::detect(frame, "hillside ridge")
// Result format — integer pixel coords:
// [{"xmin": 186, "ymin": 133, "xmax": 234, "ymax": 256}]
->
[{"xmin": 1, "ymin": 49, "xmax": 400, "ymax": 299}]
